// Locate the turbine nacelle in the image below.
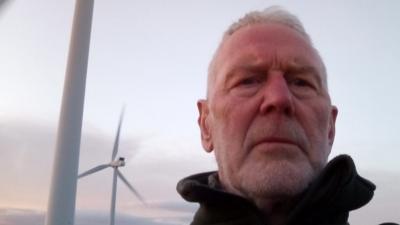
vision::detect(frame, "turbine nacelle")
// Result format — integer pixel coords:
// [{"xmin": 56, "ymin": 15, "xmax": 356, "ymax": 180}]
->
[{"xmin": 110, "ymin": 157, "xmax": 125, "ymax": 167}]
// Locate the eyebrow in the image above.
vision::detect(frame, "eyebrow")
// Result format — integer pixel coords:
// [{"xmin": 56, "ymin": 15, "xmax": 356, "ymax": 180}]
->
[
  {"xmin": 286, "ymin": 60, "xmax": 317, "ymax": 72},
  {"xmin": 222, "ymin": 62, "xmax": 265, "ymax": 88},
  {"xmin": 222, "ymin": 58, "xmax": 324, "ymax": 88}
]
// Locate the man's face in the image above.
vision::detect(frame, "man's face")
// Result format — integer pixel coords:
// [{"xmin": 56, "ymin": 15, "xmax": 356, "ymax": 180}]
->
[{"xmin": 198, "ymin": 23, "xmax": 338, "ymax": 200}]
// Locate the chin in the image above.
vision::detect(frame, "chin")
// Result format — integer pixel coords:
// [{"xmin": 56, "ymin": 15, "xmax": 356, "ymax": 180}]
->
[{"xmin": 237, "ymin": 158, "xmax": 316, "ymax": 199}]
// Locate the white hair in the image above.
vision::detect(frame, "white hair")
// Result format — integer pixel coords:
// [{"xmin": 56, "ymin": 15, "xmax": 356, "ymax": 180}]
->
[
  {"xmin": 225, "ymin": 6, "xmax": 311, "ymax": 43},
  {"xmin": 207, "ymin": 6, "xmax": 327, "ymax": 97}
]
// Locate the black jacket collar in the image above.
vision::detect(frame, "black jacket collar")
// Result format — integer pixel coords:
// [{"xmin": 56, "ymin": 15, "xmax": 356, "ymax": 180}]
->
[{"xmin": 177, "ymin": 155, "xmax": 376, "ymax": 225}]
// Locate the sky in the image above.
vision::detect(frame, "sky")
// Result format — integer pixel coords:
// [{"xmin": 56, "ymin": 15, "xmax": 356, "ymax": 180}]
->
[{"xmin": 0, "ymin": 0, "xmax": 399, "ymax": 224}]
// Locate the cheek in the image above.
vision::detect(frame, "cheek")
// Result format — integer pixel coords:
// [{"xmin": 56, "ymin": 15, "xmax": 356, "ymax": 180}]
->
[
  {"xmin": 314, "ymin": 104, "xmax": 332, "ymax": 135},
  {"xmin": 210, "ymin": 95, "xmax": 260, "ymax": 164},
  {"xmin": 299, "ymin": 98, "xmax": 331, "ymax": 132},
  {"xmin": 212, "ymin": 95, "xmax": 260, "ymax": 141},
  {"xmin": 297, "ymin": 101, "xmax": 332, "ymax": 159}
]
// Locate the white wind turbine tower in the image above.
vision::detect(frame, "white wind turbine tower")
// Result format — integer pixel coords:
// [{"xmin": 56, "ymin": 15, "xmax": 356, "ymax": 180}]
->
[
  {"xmin": 46, "ymin": 1, "xmax": 94, "ymax": 225},
  {"xmin": 78, "ymin": 109, "xmax": 145, "ymax": 225}
]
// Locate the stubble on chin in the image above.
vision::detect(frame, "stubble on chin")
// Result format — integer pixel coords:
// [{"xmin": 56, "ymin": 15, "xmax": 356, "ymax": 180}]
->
[{"xmin": 235, "ymin": 155, "xmax": 317, "ymax": 201}]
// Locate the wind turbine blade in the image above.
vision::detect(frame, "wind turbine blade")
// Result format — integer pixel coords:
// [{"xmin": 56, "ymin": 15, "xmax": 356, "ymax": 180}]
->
[
  {"xmin": 110, "ymin": 168, "xmax": 118, "ymax": 225},
  {"xmin": 117, "ymin": 170, "xmax": 146, "ymax": 204},
  {"xmin": 111, "ymin": 108, "xmax": 125, "ymax": 161},
  {"xmin": 0, "ymin": 0, "xmax": 10, "ymax": 11},
  {"xmin": 78, "ymin": 164, "xmax": 110, "ymax": 178}
]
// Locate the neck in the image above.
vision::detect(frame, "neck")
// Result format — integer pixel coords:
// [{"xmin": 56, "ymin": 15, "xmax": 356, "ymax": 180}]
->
[{"xmin": 253, "ymin": 195, "xmax": 301, "ymax": 225}]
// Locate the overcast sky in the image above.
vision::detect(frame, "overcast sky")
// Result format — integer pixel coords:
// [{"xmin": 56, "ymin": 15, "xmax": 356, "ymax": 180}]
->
[{"xmin": 0, "ymin": 0, "xmax": 399, "ymax": 224}]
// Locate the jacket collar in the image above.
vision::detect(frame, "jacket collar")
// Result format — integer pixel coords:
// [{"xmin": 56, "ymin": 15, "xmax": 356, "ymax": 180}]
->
[{"xmin": 177, "ymin": 155, "xmax": 375, "ymax": 225}]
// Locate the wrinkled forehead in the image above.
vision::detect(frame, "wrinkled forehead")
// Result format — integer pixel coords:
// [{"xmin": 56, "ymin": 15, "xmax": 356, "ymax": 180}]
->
[{"xmin": 208, "ymin": 23, "xmax": 327, "ymax": 95}]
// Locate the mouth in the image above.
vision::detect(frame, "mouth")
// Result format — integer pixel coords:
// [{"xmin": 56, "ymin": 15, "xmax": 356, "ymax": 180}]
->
[
  {"xmin": 260, "ymin": 137, "xmax": 297, "ymax": 145},
  {"xmin": 252, "ymin": 137, "xmax": 302, "ymax": 152}
]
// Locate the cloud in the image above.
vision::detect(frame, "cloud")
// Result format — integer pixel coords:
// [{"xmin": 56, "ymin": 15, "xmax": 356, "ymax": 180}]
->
[
  {"xmin": 0, "ymin": 118, "xmax": 56, "ymax": 208},
  {"xmin": 0, "ymin": 208, "xmax": 43, "ymax": 225},
  {"xmin": 2, "ymin": 117, "xmax": 399, "ymax": 224},
  {"xmin": 0, "ymin": 208, "xmax": 192, "ymax": 225},
  {"xmin": 0, "ymin": 117, "xmax": 212, "ymax": 211},
  {"xmin": 0, "ymin": 117, "xmax": 141, "ymax": 209}
]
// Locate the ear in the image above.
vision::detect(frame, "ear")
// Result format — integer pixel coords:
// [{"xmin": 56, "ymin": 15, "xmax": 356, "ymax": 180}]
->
[
  {"xmin": 197, "ymin": 99, "xmax": 214, "ymax": 152},
  {"xmin": 328, "ymin": 105, "xmax": 338, "ymax": 146}
]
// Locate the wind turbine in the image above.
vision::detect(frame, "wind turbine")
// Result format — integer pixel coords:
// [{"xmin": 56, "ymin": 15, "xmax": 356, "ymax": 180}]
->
[{"xmin": 78, "ymin": 109, "xmax": 145, "ymax": 225}]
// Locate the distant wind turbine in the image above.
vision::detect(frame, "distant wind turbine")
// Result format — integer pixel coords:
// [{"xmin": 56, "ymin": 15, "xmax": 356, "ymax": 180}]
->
[{"xmin": 78, "ymin": 109, "xmax": 145, "ymax": 225}]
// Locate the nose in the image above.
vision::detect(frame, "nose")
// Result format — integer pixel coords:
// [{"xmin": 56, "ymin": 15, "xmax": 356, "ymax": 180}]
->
[{"xmin": 259, "ymin": 71, "xmax": 295, "ymax": 116}]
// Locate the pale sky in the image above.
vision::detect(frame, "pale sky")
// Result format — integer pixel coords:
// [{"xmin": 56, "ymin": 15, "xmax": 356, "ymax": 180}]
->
[{"xmin": 0, "ymin": 1, "xmax": 399, "ymax": 224}]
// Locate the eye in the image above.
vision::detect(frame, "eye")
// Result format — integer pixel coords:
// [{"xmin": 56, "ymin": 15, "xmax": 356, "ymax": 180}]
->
[
  {"xmin": 238, "ymin": 77, "xmax": 261, "ymax": 86},
  {"xmin": 291, "ymin": 78, "xmax": 313, "ymax": 88},
  {"xmin": 288, "ymin": 77, "xmax": 318, "ymax": 98},
  {"xmin": 228, "ymin": 73, "xmax": 264, "ymax": 97}
]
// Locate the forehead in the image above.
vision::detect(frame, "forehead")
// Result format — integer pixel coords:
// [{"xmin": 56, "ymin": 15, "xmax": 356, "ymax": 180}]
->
[{"xmin": 214, "ymin": 23, "xmax": 325, "ymax": 82}]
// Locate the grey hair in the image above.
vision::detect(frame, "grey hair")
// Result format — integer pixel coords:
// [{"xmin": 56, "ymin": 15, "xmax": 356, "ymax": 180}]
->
[
  {"xmin": 207, "ymin": 6, "xmax": 327, "ymax": 97},
  {"xmin": 226, "ymin": 6, "xmax": 311, "ymax": 43}
]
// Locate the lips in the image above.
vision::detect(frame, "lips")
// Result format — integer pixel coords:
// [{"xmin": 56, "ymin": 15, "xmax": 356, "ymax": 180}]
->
[
  {"xmin": 257, "ymin": 137, "xmax": 298, "ymax": 146},
  {"xmin": 250, "ymin": 136, "xmax": 303, "ymax": 153}
]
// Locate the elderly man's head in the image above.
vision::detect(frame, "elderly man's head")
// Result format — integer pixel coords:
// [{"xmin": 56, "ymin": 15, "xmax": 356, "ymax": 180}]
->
[{"xmin": 197, "ymin": 7, "xmax": 338, "ymax": 205}]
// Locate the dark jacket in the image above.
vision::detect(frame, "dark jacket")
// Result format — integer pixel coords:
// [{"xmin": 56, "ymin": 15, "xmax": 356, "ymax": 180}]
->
[{"xmin": 177, "ymin": 155, "xmax": 379, "ymax": 225}]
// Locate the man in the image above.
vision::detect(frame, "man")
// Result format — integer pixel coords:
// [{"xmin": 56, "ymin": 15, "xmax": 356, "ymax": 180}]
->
[{"xmin": 177, "ymin": 7, "xmax": 380, "ymax": 225}]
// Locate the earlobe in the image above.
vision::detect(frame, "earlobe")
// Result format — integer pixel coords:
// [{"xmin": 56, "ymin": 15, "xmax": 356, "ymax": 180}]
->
[
  {"xmin": 197, "ymin": 100, "xmax": 214, "ymax": 152},
  {"xmin": 328, "ymin": 105, "xmax": 338, "ymax": 146}
]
